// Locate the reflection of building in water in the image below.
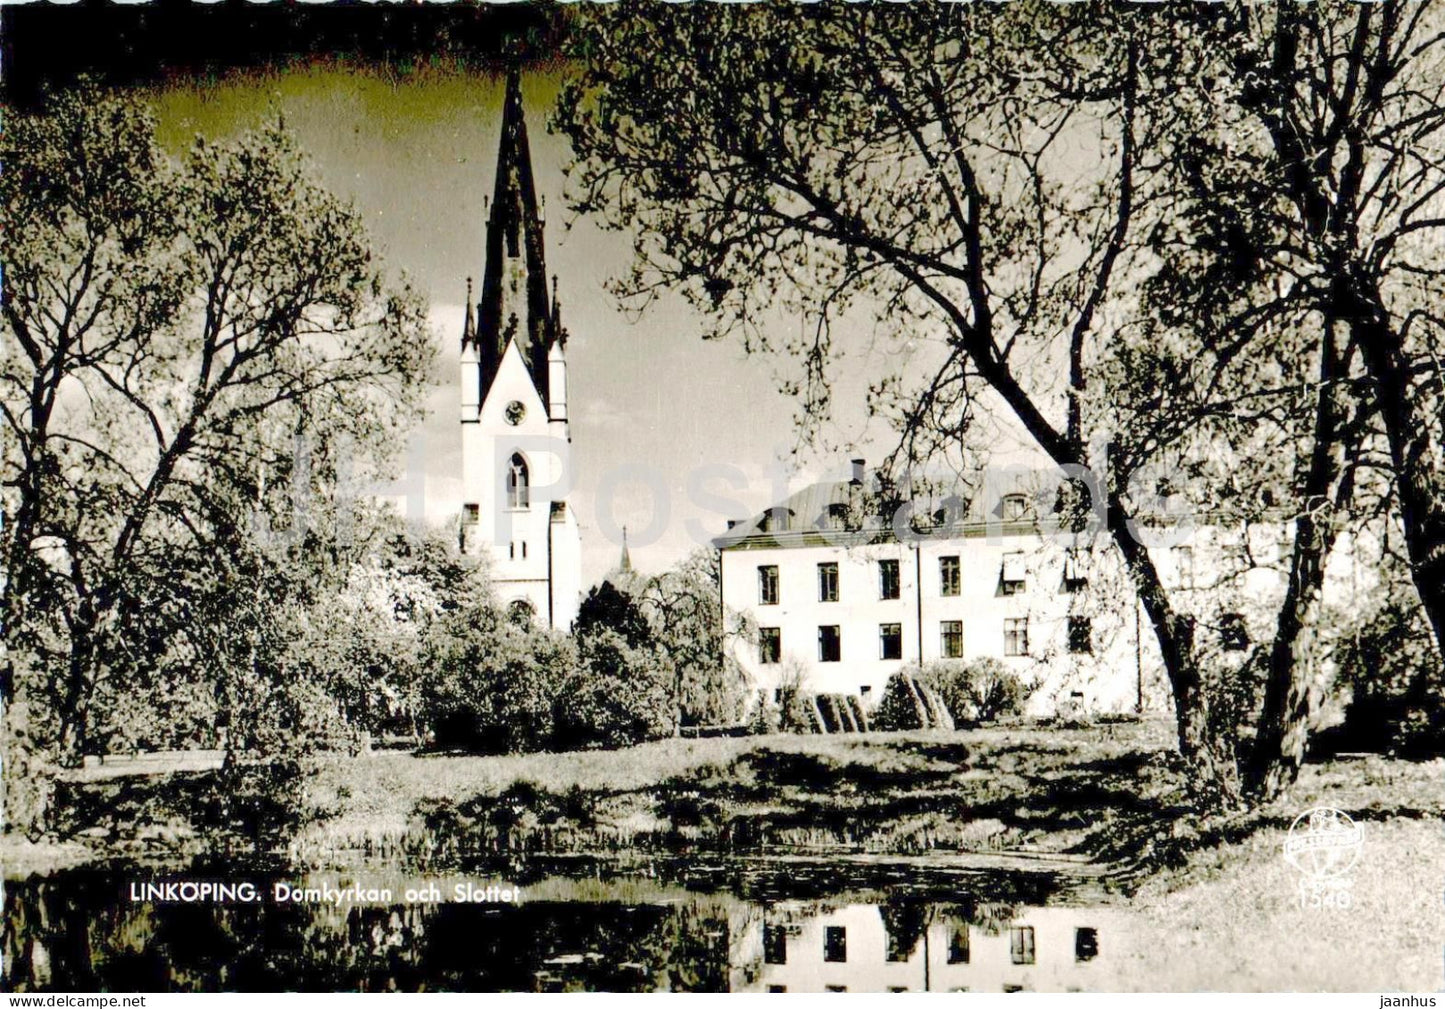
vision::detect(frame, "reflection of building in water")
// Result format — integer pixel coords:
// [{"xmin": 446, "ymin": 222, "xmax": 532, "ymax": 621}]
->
[{"xmin": 730, "ymin": 902, "xmax": 1113, "ymax": 993}]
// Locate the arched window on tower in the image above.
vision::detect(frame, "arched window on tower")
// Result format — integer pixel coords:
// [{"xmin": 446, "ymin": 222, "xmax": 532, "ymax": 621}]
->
[{"xmin": 507, "ymin": 453, "xmax": 529, "ymax": 508}]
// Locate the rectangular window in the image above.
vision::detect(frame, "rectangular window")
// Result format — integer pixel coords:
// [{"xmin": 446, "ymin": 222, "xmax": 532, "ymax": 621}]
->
[
  {"xmin": 1221, "ymin": 612, "xmax": 1249, "ymax": 651},
  {"xmin": 1063, "ymin": 548, "xmax": 1087, "ymax": 592},
  {"xmin": 764, "ymin": 924, "xmax": 787, "ymax": 965},
  {"xmin": 759, "ymin": 565, "xmax": 779, "ymax": 605},
  {"xmin": 860, "ymin": 684, "xmax": 873, "ymax": 699},
  {"xmin": 1173, "ymin": 546, "xmax": 1195, "ymax": 590},
  {"xmin": 818, "ymin": 625, "xmax": 841, "ymax": 663},
  {"xmin": 759, "ymin": 627, "xmax": 781, "ymax": 665},
  {"xmin": 1001, "ymin": 552, "xmax": 1027, "ymax": 594},
  {"xmin": 1074, "ymin": 926, "xmax": 1098, "ymax": 962},
  {"xmin": 824, "ymin": 926, "xmax": 847, "ymax": 963},
  {"xmin": 947, "ymin": 925, "xmax": 970, "ymax": 965},
  {"xmin": 940, "ymin": 555, "xmax": 961, "ymax": 596},
  {"xmin": 462, "ymin": 503, "xmax": 480, "ymax": 524},
  {"xmin": 818, "ymin": 562, "xmax": 839, "ymax": 602},
  {"xmin": 1068, "ymin": 616, "xmax": 1092, "ymax": 654},
  {"xmin": 879, "ymin": 623, "xmax": 903, "ymax": 661},
  {"xmin": 878, "ymin": 558, "xmax": 900, "ymax": 600},
  {"xmin": 940, "ymin": 620, "xmax": 964, "ymax": 659},
  {"xmin": 1009, "ymin": 925, "xmax": 1036, "ymax": 965},
  {"xmin": 1004, "ymin": 617, "xmax": 1029, "ymax": 657}
]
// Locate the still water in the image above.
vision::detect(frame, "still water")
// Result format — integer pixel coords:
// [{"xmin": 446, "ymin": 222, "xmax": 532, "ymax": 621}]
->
[{"xmin": 3, "ymin": 860, "xmax": 1121, "ymax": 992}]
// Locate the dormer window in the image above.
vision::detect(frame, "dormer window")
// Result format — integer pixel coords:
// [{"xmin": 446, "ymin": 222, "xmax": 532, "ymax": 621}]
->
[
  {"xmin": 1001, "ymin": 494, "xmax": 1029, "ymax": 522},
  {"xmin": 821, "ymin": 501, "xmax": 851, "ymax": 531},
  {"xmin": 759, "ymin": 507, "xmax": 794, "ymax": 533}
]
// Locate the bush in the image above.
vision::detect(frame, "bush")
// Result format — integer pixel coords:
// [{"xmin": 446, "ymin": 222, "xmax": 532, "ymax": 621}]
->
[
  {"xmin": 557, "ymin": 628, "xmax": 674, "ymax": 748},
  {"xmin": 917, "ymin": 658, "xmax": 1032, "ymax": 724},
  {"xmin": 1326, "ymin": 591, "xmax": 1445, "ymax": 757},
  {"xmin": 872, "ymin": 672, "xmax": 954, "ymax": 731}
]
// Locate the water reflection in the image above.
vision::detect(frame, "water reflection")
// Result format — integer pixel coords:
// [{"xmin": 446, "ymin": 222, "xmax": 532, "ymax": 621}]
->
[{"xmin": 4, "ymin": 867, "xmax": 1114, "ymax": 992}]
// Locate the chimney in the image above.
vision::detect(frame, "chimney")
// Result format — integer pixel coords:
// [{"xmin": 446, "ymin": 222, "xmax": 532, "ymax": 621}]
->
[{"xmin": 850, "ymin": 458, "xmax": 866, "ymax": 486}]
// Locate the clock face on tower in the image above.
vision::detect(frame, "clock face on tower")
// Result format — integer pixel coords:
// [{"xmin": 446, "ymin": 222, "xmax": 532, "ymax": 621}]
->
[{"xmin": 504, "ymin": 401, "xmax": 526, "ymax": 426}]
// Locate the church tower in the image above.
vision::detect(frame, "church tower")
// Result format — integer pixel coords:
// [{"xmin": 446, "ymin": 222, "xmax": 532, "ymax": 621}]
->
[{"xmin": 459, "ymin": 68, "xmax": 582, "ymax": 630}]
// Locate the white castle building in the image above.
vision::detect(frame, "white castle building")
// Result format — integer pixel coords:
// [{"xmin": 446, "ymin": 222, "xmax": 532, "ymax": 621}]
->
[
  {"xmin": 715, "ymin": 461, "xmax": 1357, "ymax": 716},
  {"xmin": 458, "ymin": 70, "xmax": 581, "ymax": 630}
]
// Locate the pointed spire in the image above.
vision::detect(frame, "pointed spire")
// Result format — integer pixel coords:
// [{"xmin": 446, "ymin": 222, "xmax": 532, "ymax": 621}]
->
[
  {"xmin": 619, "ymin": 526, "xmax": 633, "ymax": 574},
  {"xmin": 461, "ymin": 276, "xmax": 476, "ymax": 348},
  {"xmin": 475, "ymin": 66, "xmax": 557, "ymax": 401}
]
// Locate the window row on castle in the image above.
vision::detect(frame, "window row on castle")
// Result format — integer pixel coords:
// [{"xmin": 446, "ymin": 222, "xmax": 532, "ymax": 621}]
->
[
  {"xmin": 757, "ymin": 611, "xmax": 1249, "ymax": 665},
  {"xmin": 753, "ymin": 543, "xmax": 1249, "ymax": 606},
  {"xmin": 757, "ymin": 615, "xmax": 1050, "ymax": 664},
  {"xmin": 756, "ymin": 551, "xmax": 1090, "ymax": 606},
  {"xmin": 760, "ymin": 922, "xmax": 1099, "ymax": 968}
]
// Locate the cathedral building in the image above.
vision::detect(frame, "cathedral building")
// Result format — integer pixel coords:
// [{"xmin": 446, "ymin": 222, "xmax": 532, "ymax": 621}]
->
[{"xmin": 458, "ymin": 69, "xmax": 581, "ymax": 630}]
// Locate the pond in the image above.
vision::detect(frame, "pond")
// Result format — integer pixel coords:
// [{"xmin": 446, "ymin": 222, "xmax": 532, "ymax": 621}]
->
[{"xmin": 3, "ymin": 858, "xmax": 1125, "ymax": 992}]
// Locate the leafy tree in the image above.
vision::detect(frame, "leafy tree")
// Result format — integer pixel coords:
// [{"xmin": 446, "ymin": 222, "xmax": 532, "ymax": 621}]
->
[
  {"xmin": 636, "ymin": 549, "xmax": 752, "ymax": 730},
  {"xmin": 575, "ymin": 580, "xmax": 653, "ymax": 650},
  {"xmin": 0, "ymin": 85, "xmax": 433, "ymax": 831},
  {"xmin": 556, "ymin": 1, "xmax": 1254, "ymax": 793},
  {"xmin": 558, "ymin": 627, "xmax": 674, "ymax": 749},
  {"xmin": 423, "ymin": 602, "xmax": 576, "ymax": 754}
]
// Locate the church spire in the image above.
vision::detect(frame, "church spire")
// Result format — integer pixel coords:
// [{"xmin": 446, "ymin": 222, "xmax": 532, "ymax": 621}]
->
[
  {"xmin": 619, "ymin": 526, "xmax": 633, "ymax": 574},
  {"xmin": 476, "ymin": 67, "xmax": 557, "ymax": 401},
  {"xmin": 461, "ymin": 276, "xmax": 475, "ymax": 348}
]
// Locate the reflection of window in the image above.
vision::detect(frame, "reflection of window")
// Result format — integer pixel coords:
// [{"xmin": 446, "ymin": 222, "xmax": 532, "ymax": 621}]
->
[
  {"xmin": 879, "ymin": 623, "xmax": 902, "ymax": 661},
  {"xmin": 759, "ymin": 566, "xmax": 779, "ymax": 605},
  {"xmin": 1221, "ymin": 612, "xmax": 1249, "ymax": 651},
  {"xmin": 941, "ymin": 621, "xmax": 963, "ymax": 659},
  {"xmin": 1001, "ymin": 552, "xmax": 1026, "ymax": 594},
  {"xmin": 1005, "ymin": 618, "xmax": 1029, "ymax": 657},
  {"xmin": 1174, "ymin": 546, "xmax": 1195, "ymax": 589},
  {"xmin": 1075, "ymin": 926, "xmax": 1098, "ymax": 962},
  {"xmin": 1009, "ymin": 926, "xmax": 1036, "ymax": 965},
  {"xmin": 1063, "ymin": 549, "xmax": 1087, "ymax": 592},
  {"xmin": 764, "ymin": 924, "xmax": 787, "ymax": 965},
  {"xmin": 819, "ymin": 625, "xmax": 841, "ymax": 663},
  {"xmin": 940, "ymin": 555, "xmax": 961, "ymax": 596},
  {"xmin": 1068, "ymin": 616, "xmax": 1093, "ymax": 654},
  {"xmin": 1001, "ymin": 493, "xmax": 1029, "ymax": 521},
  {"xmin": 948, "ymin": 926, "xmax": 970, "ymax": 964},
  {"xmin": 878, "ymin": 559, "xmax": 900, "ymax": 600},
  {"xmin": 818, "ymin": 562, "xmax": 839, "ymax": 602},
  {"xmin": 507, "ymin": 454, "xmax": 529, "ymax": 508},
  {"xmin": 759, "ymin": 628, "xmax": 781, "ymax": 665},
  {"xmin": 824, "ymin": 926, "xmax": 847, "ymax": 963}
]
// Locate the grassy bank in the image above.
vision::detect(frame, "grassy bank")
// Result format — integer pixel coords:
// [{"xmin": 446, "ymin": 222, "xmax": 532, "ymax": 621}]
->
[{"xmin": 297, "ymin": 718, "xmax": 1444, "ymax": 886}]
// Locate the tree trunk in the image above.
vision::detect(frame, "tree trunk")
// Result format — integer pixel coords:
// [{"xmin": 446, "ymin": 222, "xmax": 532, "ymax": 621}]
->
[
  {"xmin": 1106, "ymin": 498, "xmax": 1242, "ymax": 803},
  {"xmin": 1336, "ymin": 274, "xmax": 1445, "ymax": 658},
  {"xmin": 1246, "ymin": 320, "xmax": 1347, "ymax": 799}
]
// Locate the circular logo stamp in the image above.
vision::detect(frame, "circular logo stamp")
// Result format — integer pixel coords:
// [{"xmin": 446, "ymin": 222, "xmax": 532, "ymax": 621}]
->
[{"xmin": 1283, "ymin": 806, "xmax": 1363, "ymax": 881}]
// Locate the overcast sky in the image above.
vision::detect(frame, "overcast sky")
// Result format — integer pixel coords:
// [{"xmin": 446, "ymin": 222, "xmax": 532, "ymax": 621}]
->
[{"xmin": 141, "ymin": 64, "xmax": 1040, "ymax": 586}]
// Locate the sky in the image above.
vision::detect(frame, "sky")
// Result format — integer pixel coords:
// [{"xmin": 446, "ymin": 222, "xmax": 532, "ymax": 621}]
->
[{"xmin": 140, "ymin": 63, "xmax": 1043, "ymax": 587}]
